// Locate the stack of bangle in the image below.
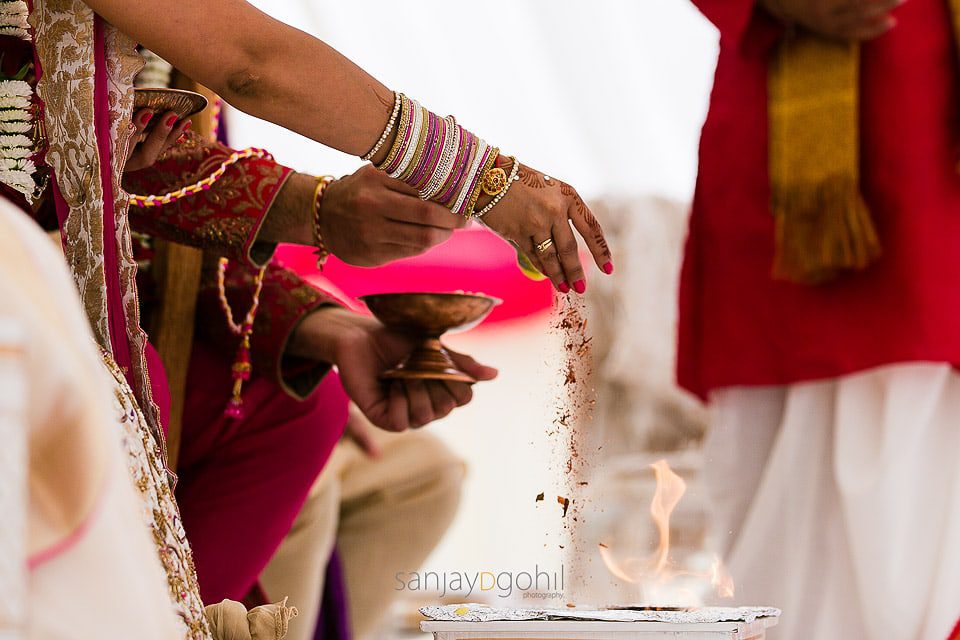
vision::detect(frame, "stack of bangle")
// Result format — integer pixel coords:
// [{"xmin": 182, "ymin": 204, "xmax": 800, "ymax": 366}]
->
[{"xmin": 368, "ymin": 93, "xmax": 518, "ymax": 219}]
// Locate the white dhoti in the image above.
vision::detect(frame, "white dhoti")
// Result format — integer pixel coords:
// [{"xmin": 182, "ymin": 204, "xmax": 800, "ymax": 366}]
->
[{"xmin": 704, "ymin": 363, "xmax": 960, "ymax": 640}]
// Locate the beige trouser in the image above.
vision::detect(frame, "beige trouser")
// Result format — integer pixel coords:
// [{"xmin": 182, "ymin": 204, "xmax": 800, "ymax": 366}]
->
[{"xmin": 260, "ymin": 425, "xmax": 465, "ymax": 640}]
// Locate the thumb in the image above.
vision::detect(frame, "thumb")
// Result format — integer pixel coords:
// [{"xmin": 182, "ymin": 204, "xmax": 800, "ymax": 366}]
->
[{"xmin": 448, "ymin": 350, "xmax": 498, "ymax": 382}]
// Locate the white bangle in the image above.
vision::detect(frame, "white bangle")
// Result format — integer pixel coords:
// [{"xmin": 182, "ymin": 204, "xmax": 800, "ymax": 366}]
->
[
  {"xmin": 421, "ymin": 116, "xmax": 459, "ymax": 200},
  {"xmin": 389, "ymin": 100, "xmax": 424, "ymax": 179},
  {"xmin": 451, "ymin": 139, "xmax": 488, "ymax": 216},
  {"xmin": 473, "ymin": 156, "xmax": 520, "ymax": 219},
  {"xmin": 361, "ymin": 91, "xmax": 402, "ymax": 162}
]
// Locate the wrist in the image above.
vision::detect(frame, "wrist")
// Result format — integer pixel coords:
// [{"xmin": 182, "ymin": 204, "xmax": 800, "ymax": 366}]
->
[
  {"xmin": 259, "ymin": 171, "xmax": 317, "ymax": 245},
  {"xmin": 288, "ymin": 306, "xmax": 364, "ymax": 364}
]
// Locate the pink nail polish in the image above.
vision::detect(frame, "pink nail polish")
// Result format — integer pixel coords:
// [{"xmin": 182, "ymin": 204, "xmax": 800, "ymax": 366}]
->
[
  {"xmin": 573, "ymin": 280, "xmax": 586, "ymax": 294},
  {"xmin": 165, "ymin": 114, "xmax": 178, "ymax": 128},
  {"xmin": 558, "ymin": 282, "xmax": 570, "ymax": 294},
  {"xmin": 602, "ymin": 261, "xmax": 614, "ymax": 275}
]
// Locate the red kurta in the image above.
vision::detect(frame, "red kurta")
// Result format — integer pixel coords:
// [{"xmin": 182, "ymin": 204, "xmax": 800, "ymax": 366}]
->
[{"xmin": 678, "ymin": 0, "xmax": 960, "ymax": 400}]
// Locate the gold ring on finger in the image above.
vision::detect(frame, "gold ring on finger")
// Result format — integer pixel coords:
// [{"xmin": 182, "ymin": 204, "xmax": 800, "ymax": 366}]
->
[{"xmin": 536, "ymin": 238, "xmax": 554, "ymax": 253}]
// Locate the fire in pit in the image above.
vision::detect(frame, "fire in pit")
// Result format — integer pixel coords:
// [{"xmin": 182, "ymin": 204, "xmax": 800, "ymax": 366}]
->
[
  {"xmin": 598, "ymin": 459, "xmax": 735, "ymax": 606},
  {"xmin": 419, "ymin": 460, "xmax": 779, "ymax": 639}
]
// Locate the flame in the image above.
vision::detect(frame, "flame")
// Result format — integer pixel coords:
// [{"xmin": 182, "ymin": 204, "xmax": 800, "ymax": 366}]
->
[
  {"xmin": 710, "ymin": 555, "xmax": 735, "ymax": 598},
  {"xmin": 649, "ymin": 459, "xmax": 686, "ymax": 573},
  {"xmin": 598, "ymin": 459, "xmax": 735, "ymax": 604}
]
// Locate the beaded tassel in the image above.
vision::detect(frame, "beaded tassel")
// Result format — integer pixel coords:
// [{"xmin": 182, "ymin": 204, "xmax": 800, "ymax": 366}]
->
[{"xmin": 217, "ymin": 257, "xmax": 266, "ymax": 419}]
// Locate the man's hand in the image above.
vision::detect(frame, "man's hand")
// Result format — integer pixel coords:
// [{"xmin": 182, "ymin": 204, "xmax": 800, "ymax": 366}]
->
[
  {"xmin": 761, "ymin": 0, "xmax": 903, "ymax": 40},
  {"xmin": 289, "ymin": 307, "xmax": 497, "ymax": 432},
  {"xmin": 125, "ymin": 108, "xmax": 191, "ymax": 173},
  {"xmin": 319, "ymin": 165, "xmax": 467, "ymax": 267}
]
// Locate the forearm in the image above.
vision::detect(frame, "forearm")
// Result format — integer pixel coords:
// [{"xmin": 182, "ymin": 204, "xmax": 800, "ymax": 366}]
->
[{"xmin": 87, "ymin": 0, "xmax": 390, "ymax": 157}]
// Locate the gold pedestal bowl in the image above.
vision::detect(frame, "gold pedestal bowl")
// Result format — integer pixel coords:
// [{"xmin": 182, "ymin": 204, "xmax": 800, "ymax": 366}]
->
[
  {"xmin": 360, "ymin": 292, "xmax": 501, "ymax": 383},
  {"xmin": 133, "ymin": 88, "xmax": 208, "ymax": 132}
]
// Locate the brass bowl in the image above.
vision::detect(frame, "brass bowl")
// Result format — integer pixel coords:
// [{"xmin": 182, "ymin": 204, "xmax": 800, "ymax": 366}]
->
[
  {"xmin": 360, "ymin": 292, "xmax": 501, "ymax": 383},
  {"xmin": 133, "ymin": 88, "xmax": 208, "ymax": 131}
]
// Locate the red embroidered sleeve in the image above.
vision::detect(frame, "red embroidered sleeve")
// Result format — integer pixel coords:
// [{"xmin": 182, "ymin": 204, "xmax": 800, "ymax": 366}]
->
[
  {"xmin": 122, "ymin": 135, "xmax": 292, "ymax": 268},
  {"xmin": 195, "ymin": 259, "xmax": 336, "ymax": 400}
]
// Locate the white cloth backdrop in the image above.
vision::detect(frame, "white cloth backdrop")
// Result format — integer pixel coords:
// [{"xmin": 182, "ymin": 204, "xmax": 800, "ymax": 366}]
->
[{"xmin": 228, "ymin": 0, "xmax": 718, "ymax": 202}]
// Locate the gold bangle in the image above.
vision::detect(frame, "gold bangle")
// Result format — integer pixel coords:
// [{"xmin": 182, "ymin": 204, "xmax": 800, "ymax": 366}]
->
[
  {"xmin": 465, "ymin": 148, "xmax": 499, "ymax": 218},
  {"xmin": 474, "ymin": 156, "xmax": 520, "ymax": 219},
  {"xmin": 398, "ymin": 105, "xmax": 430, "ymax": 183},
  {"xmin": 481, "ymin": 166, "xmax": 508, "ymax": 197},
  {"xmin": 312, "ymin": 175, "xmax": 336, "ymax": 269}
]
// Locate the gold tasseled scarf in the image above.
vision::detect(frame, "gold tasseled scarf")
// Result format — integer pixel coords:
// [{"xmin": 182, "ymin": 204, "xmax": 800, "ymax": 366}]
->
[{"xmin": 767, "ymin": 6, "xmax": 959, "ymax": 284}]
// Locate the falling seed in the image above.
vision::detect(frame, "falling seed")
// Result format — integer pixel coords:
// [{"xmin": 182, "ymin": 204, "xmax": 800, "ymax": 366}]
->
[
  {"xmin": 536, "ymin": 492, "xmax": 545, "ymax": 502},
  {"xmin": 557, "ymin": 495, "xmax": 570, "ymax": 517},
  {"xmin": 566, "ymin": 603, "xmax": 576, "ymax": 609}
]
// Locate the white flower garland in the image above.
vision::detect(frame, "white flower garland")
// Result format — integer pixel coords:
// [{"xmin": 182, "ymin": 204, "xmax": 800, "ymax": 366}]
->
[
  {"xmin": 0, "ymin": 1, "xmax": 39, "ymax": 200},
  {"xmin": 0, "ymin": 1, "xmax": 29, "ymax": 40}
]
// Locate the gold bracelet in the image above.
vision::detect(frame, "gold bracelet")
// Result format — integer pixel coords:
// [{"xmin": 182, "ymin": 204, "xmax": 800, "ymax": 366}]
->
[
  {"xmin": 474, "ymin": 156, "xmax": 520, "ymax": 219},
  {"xmin": 465, "ymin": 148, "xmax": 499, "ymax": 218},
  {"xmin": 312, "ymin": 175, "xmax": 336, "ymax": 268}
]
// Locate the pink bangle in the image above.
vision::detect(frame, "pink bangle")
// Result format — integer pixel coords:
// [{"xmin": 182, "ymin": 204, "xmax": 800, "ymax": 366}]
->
[
  {"xmin": 408, "ymin": 110, "xmax": 440, "ymax": 188},
  {"xmin": 415, "ymin": 114, "xmax": 448, "ymax": 191},
  {"xmin": 439, "ymin": 128, "xmax": 475, "ymax": 206}
]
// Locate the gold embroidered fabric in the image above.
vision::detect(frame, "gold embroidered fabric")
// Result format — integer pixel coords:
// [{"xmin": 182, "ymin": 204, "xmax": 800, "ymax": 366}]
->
[
  {"xmin": 101, "ymin": 350, "xmax": 213, "ymax": 640},
  {"xmin": 30, "ymin": 1, "xmax": 164, "ymax": 448},
  {"xmin": 29, "ymin": 0, "xmax": 111, "ymax": 345},
  {"xmin": 103, "ymin": 23, "xmax": 165, "ymax": 449}
]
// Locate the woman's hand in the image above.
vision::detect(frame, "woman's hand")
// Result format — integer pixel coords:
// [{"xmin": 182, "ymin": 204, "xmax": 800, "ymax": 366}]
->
[
  {"xmin": 319, "ymin": 165, "xmax": 467, "ymax": 266},
  {"xmin": 480, "ymin": 163, "xmax": 613, "ymax": 294},
  {"xmin": 761, "ymin": 0, "xmax": 902, "ymax": 40},
  {"xmin": 289, "ymin": 307, "xmax": 497, "ymax": 432},
  {"xmin": 125, "ymin": 108, "xmax": 191, "ymax": 173}
]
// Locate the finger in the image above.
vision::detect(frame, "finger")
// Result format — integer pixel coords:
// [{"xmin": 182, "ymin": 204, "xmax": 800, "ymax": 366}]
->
[
  {"xmin": 552, "ymin": 219, "xmax": 587, "ymax": 295},
  {"xmin": 385, "ymin": 219, "xmax": 455, "ymax": 249},
  {"xmin": 443, "ymin": 379, "xmax": 474, "ymax": 406},
  {"xmin": 137, "ymin": 110, "xmax": 178, "ymax": 164},
  {"xmin": 404, "ymin": 379, "xmax": 435, "ymax": 428},
  {"xmin": 833, "ymin": 0, "xmax": 901, "ymax": 18},
  {"xmin": 375, "ymin": 167, "xmax": 422, "ymax": 197},
  {"xmin": 425, "ymin": 382, "xmax": 458, "ymax": 420},
  {"xmin": 383, "ymin": 191, "xmax": 466, "ymax": 230},
  {"xmin": 387, "ymin": 381, "xmax": 410, "ymax": 432},
  {"xmin": 567, "ymin": 192, "xmax": 614, "ymax": 275},
  {"xmin": 843, "ymin": 14, "xmax": 897, "ymax": 39},
  {"xmin": 132, "ymin": 108, "xmax": 153, "ymax": 136},
  {"xmin": 448, "ymin": 349, "xmax": 498, "ymax": 382},
  {"xmin": 165, "ymin": 118, "xmax": 191, "ymax": 147},
  {"xmin": 529, "ymin": 236, "xmax": 566, "ymax": 292}
]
